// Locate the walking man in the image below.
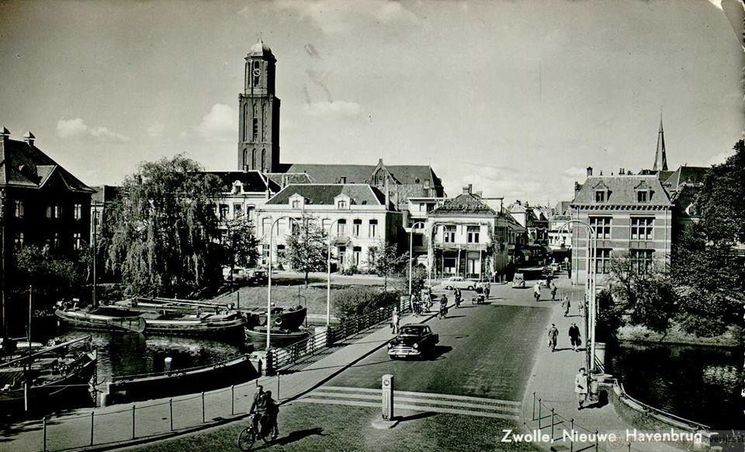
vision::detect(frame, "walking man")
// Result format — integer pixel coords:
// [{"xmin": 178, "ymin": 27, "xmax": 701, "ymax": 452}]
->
[
  {"xmin": 575, "ymin": 367, "xmax": 588, "ymax": 409},
  {"xmin": 391, "ymin": 307, "xmax": 400, "ymax": 334},
  {"xmin": 561, "ymin": 295, "xmax": 571, "ymax": 317},
  {"xmin": 533, "ymin": 282, "xmax": 541, "ymax": 302},
  {"xmin": 568, "ymin": 322, "xmax": 581, "ymax": 352},
  {"xmin": 547, "ymin": 323, "xmax": 559, "ymax": 352},
  {"xmin": 484, "ymin": 282, "xmax": 491, "ymax": 299},
  {"xmin": 551, "ymin": 285, "xmax": 558, "ymax": 301}
]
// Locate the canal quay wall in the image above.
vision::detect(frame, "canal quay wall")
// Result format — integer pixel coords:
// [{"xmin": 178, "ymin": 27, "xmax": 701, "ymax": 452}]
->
[{"xmin": 5, "ymin": 300, "xmax": 425, "ymax": 451}]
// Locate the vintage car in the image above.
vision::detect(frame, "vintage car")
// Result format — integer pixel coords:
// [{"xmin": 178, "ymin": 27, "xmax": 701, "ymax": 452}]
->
[
  {"xmin": 387, "ymin": 324, "xmax": 439, "ymax": 359},
  {"xmin": 512, "ymin": 272, "xmax": 526, "ymax": 288},
  {"xmin": 442, "ymin": 276, "xmax": 476, "ymax": 291}
]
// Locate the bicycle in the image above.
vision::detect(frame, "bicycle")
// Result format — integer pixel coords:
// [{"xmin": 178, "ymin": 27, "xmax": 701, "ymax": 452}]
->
[{"xmin": 237, "ymin": 413, "xmax": 273, "ymax": 451}]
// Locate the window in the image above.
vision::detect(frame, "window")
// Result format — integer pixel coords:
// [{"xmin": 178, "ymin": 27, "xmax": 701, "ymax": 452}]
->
[
  {"xmin": 352, "ymin": 219, "xmax": 362, "ymax": 237},
  {"xmin": 467, "ymin": 225, "xmax": 480, "ymax": 244},
  {"xmin": 369, "ymin": 219, "xmax": 378, "ymax": 237},
  {"xmin": 443, "ymin": 225, "xmax": 456, "ymax": 243},
  {"xmin": 290, "ymin": 219, "xmax": 300, "ymax": 235},
  {"xmin": 413, "ymin": 234, "xmax": 423, "ymax": 247},
  {"xmin": 14, "ymin": 200, "xmax": 24, "ymax": 218},
  {"xmin": 54, "ymin": 205, "xmax": 63, "ymax": 219},
  {"xmin": 53, "ymin": 232, "xmax": 61, "ymax": 249},
  {"xmin": 337, "ymin": 200, "xmax": 347, "ymax": 209},
  {"xmin": 233, "ymin": 203, "xmax": 243, "ymax": 218},
  {"xmin": 251, "ymin": 149, "xmax": 257, "ymax": 168},
  {"xmin": 262, "ymin": 244, "xmax": 270, "ymax": 265},
  {"xmin": 74, "ymin": 203, "xmax": 83, "ymax": 220},
  {"xmin": 13, "ymin": 232, "xmax": 24, "ymax": 249},
  {"xmin": 291, "ymin": 199, "xmax": 300, "ymax": 209},
  {"xmin": 337, "ymin": 246, "xmax": 346, "ymax": 266},
  {"xmin": 630, "ymin": 217, "xmax": 654, "ymax": 240},
  {"xmin": 219, "ymin": 204, "xmax": 229, "ymax": 220},
  {"xmin": 337, "ymin": 219, "xmax": 346, "ymax": 236},
  {"xmin": 353, "ymin": 246, "xmax": 362, "ymax": 266},
  {"xmin": 246, "ymin": 206, "xmax": 255, "ymax": 221},
  {"xmin": 595, "ymin": 191, "xmax": 606, "ymax": 203},
  {"xmin": 321, "ymin": 219, "xmax": 331, "ymax": 233},
  {"xmin": 595, "ymin": 249, "xmax": 612, "ymax": 274},
  {"xmin": 261, "ymin": 149, "xmax": 266, "ymax": 171},
  {"xmin": 276, "ymin": 244, "xmax": 286, "ymax": 261},
  {"xmin": 630, "ymin": 249, "xmax": 654, "ymax": 274},
  {"xmin": 262, "ymin": 218, "xmax": 271, "ymax": 236},
  {"xmin": 637, "ymin": 191, "xmax": 649, "ymax": 203},
  {"xmin": 589, "ymin": 216, "xmax": 611, "ymax": 240},
  {"xmin": 46, "ymin": 206, "xmax": 53, "ymax": 219},
  {"xmin": 252, "ymin": 119, "xmax": 259, "ymax": 140},
  {"xmin": 73, "ymin": 232, "xmax": 82, "ymax": 250}
]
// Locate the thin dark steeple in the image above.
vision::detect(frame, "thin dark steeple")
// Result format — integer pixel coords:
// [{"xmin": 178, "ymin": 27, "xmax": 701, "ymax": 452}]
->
[{"xmin": 653, "ymin": 111, "xmax": 668, "ymax": 171}]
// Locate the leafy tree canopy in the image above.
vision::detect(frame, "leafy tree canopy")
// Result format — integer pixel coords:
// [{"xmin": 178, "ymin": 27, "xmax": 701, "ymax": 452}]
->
[{"xmin": 283, "ymin": 218, "xmax": 328, "ymax": 286}]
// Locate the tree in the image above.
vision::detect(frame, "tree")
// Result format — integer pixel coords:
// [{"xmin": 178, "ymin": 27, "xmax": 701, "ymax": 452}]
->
[
  {"xmin": 672, "ymin": 140, "xmax": 745, "ymax": 337},
  {"xmin": 608, "ymin": 253, "xmax": 677, "ymax": 334},
  {"xmin": 15, "ymin": 244, "xmax": 90, "ymax": 300},
  {"xmin": 105, "ymin": 155, "xmax": 223, "ymax": 298},
  {"xmin": 283, "ymin": 218, "xmax": 327, "ymax": 286},
  {"xmin": 221, "ymin": 218, "xmax": 260, "ymax": 281},
  {"xmin": 368, "ymin": 241, "xmax": 408, "ymax": 292}
]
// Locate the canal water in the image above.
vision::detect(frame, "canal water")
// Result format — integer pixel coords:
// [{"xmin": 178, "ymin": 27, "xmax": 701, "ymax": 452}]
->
[{"xmin": 610, "ymin": 342, "xmax": 743, "ymax": 430}]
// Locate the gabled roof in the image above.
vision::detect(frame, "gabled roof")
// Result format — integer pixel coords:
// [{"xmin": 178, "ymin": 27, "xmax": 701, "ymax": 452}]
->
[
  {"xmin": 571, "ymin": 175, "xmax": 672, "ymax": 206},
  {"xmin": 91, "ymin": 185, "xmax": 122, "ymax": 204},
  {"xmin": 204, "ymin": 170, "xmax": 278, "ymax": 192},
  {"xmin": 284, "ymin": 163, "xmax": 443, "ymax": 187},
  {"xmin": 265, "ymin": 184, "xmax": 386, "ymax": 206},
  {"xmin": 430, "ymin": 193, "xmax": 496, "ymax": 216},
  {"xmin": 0, "ymin": 136, "xmax": 93, "ymax": 193},
  {"xmin": 264, "ymin": 172, "xmax": 313, "ymax": 188},
  {"xmin": 664, "ymin": 165, "xmax": 709, "ymax": 190}
]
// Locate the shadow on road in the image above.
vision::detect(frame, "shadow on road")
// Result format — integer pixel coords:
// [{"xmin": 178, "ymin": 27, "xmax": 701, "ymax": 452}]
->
[
  {"xmin": 395, "ymin": 411, "xmax": 436, "ymax": 423},
  {"xmin": 431, "ymin": 345, "xmax": 452, "ymax": 360},
  {"xmin": 262, "ymin": 427, "xmax": 326, "ymax": 448}
]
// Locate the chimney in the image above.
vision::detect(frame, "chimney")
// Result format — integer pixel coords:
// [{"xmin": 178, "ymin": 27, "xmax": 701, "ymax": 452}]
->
[
  {"xmin": 574, "ymin": 181, "xmax": 581, "ymax": 197},
  {"xmin": 586, "ymin": 166, "xmax": 593, "ymax": 177},
  {"xmin": 619, "ymin": 168, "xmax": 625, "ymax": 175},
  {"xmin": 462, "ymin": 184, "xmax": 472, "ymax": 195},
  {"xmin": 23, "ymin": 131, "xmax": 35, "ymax": 146}
]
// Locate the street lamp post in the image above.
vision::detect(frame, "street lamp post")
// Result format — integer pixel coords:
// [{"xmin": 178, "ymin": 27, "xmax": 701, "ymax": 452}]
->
[
  {"xmin": 558, "ymin": 220, "xmax": 597, "ymax": 375},
  {"xmin": 408, "ymin": 222, "xmax": 426, "ymax": 297},
  {"xmin": 325, "ymin": 218, "xmax": 344, "ymax": 327},
  {"xmin": 266, "ymin": 216, "xmax": 292, "ymax": 350}
]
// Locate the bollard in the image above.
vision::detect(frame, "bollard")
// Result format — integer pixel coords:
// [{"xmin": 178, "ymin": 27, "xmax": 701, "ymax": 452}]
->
[
  {"xmin": 627, "ymin": 442, "xmax": 631, "ymax": 452},
  {"xmin": 537, "ymin": 399, "xmax": 542, "ymax": 430},
  {"xmin": 169, "ymin": 399, "xmax": 174, "ymax": 431},
  {"xmin": 381, "ymin": 374, "xmax": 394, "ymax": 420},
  {"xmin": 595, "ymin": 430, "xmax": 599, "ymax": 451},
  {"xmin": 90, "ymin": 411, "xmax": 95, "ymax": 446},
  {"xmin": 132, "ymin": 405, "xmax": 136, "ymax": 439},
  {"xmin": 42, "ymin": 416, "xmax": 47, "ymax": 452},
  {"xmin": 550, "ymin": 408, "xmax": 555, "ymax": 439},
  {"xmin": 231, "ymin": 385, "xmax": 235, "ymax": 415},
  {"xmin": 201, "ymin": 392, "xmax": 206, "ymax": 423},
  {"xmin": 532, "ymin": 392, "xmax": 536, "ymax": 421},
  {"xmin": 277, "ymin": 373, "xmax": 281, "ymax": 401}
]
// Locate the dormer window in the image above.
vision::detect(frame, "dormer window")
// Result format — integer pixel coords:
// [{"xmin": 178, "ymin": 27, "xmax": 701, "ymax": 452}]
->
[
  {"xmin": 337, "ymin": 200, "xmax": 347, "ymax": 209},
  {"xmin": 634, "ymin": 181, "xmax": 653, "ymax": 204},
  {"xmin": 637, "ymin": 191, "xmax": 648, "ymax": 203},
  {"xmin": 595, "ymin": 191, "xmax": 606, "ymax": 203},
  {"xmin": 289, "ymin": 194, "xmax": 304, "ymax": 209},
  {"xmin": 592, "ymin": 181, "xmax": 610, "ymax": 203}
]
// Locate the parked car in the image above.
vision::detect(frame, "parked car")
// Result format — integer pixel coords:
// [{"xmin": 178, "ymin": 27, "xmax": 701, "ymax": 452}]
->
[
  {"xmin": 387, "ymin": 324, "xmax": 439, "ymax": 359},
  {"xmin": 512, "ymin": 272, "xmax": 526, "ymax": 288},
  {"xmin": 443, "ymin": 276, "xmax": 476, "ymax": 291},
  {"xmin": 223, "ymin": 267, "xmax": 267, "ymax": 285}
]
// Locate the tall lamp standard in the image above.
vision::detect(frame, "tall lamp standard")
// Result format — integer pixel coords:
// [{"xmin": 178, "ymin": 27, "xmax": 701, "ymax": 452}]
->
[
  {"xmin": 558, "ymin": 220, "xmax": 597, "ymax": 375},
  {"xmin": 325, "ymin": 218, "xmax": 343, "ymax": 327},
  {"xmin": 265, "ymin": 215, "xmax": 292, "ymax": 350},
  {"xmin": 407, "ymin": 221, "xmax": 427, "ymax": 297}
]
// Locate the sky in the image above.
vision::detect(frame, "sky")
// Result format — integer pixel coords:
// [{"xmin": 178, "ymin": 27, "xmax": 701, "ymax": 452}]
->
[{"xmin": 0, "ymin": 0, "xmax": 743, "ymax": 205}]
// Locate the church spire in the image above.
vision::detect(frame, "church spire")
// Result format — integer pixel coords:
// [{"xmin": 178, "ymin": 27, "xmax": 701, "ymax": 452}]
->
[{"xmin": 653, "ymin": 112, "xmax": 668, "ymax": 172}]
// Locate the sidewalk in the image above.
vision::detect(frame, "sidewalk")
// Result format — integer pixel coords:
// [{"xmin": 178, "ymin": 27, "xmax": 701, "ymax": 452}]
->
[
  {"xmin": 520, "ymin": 276, "xmax": 688, "ymax": 452},
  {"xmin": 3, "ymin": 309, "xmax": 423, "ymax": 452}
]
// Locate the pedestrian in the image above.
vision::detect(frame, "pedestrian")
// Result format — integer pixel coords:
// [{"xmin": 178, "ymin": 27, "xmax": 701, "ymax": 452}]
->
[
  {"xmin": 561, "ymin": 296, "xmax": 571, "ymax": 317},
  {"xmin": 533, "ymin": 282, "xmax": 541, "ymax": 302},
  {"xmin": 439, "ymin": 295, "xmax": 449, "ymax": 319},
  {"xmin": 568, "ymin": 322, "xmax": 581, "ymax": 352},
  {"xmin": 547, "ymin": 323, "xmax": 559, "ymax": 352},
  {"xmin": 551, "ymin": 286, "xmax": 558, "ymax": 301},
  {"xmin": 391, "ymin": 307, "xmax": 400, "ymax": 334},
  {"xmin": 484, "ymin": 282, "xmax": 491, "ymax": 299},
  {"xmin": 575, "ymin": 367, "xmax": 588, "ymax": 409}
]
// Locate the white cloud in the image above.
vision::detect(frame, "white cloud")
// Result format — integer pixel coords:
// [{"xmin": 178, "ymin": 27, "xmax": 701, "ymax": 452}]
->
[
  {"xmin": 707, "ymin": 151, "xmax": 731, "ymax": 166},
  {"xmin": 146, "ymin": 122, "xmax": 165, "ymax": 138},
  {"xmin": 195, "ymin": 104, "xmax": 237, "ymax": 142},
  {"xmin": 273, "ymin": 0, "xmax": 420, "ymax": 35},
  {"xmin": 56, "ymin": 118, "xmax": 130, "ymax": 143},
  {"xmin": 304, "ymin": 100, "xmax": 361, "ymax": 118}
]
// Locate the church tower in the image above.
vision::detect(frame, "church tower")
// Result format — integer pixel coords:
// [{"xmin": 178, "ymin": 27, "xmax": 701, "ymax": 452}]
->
[
  {"xmin": 238, "ymin": 40, "xmax": 280, "ymax": 172},
  {"xmin": 652, "ymin": 114, "xmax": 668, "ymax": 172}
]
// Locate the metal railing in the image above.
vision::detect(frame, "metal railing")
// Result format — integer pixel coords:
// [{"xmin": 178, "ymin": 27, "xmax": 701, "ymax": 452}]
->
[{"xmin": 530, "ymin": 392, "xmax": 602, "ymax": 452}]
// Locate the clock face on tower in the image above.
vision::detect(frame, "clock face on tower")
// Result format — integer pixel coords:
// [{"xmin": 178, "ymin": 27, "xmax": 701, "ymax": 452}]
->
[{"xmin": 253, "ymin": 67, "xmax": 260, "ymax": 77}]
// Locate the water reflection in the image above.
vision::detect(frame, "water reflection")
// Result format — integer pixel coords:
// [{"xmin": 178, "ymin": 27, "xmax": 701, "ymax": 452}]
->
[{"xmin": 610, "ymin": 342, "xmax": 743, "ymax": 429}]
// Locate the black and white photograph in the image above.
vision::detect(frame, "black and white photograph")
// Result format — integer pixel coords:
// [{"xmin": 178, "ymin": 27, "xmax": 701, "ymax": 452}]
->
[{"xmin": 0, "ymin": 1, "xmax": 743, "ymax": 451}]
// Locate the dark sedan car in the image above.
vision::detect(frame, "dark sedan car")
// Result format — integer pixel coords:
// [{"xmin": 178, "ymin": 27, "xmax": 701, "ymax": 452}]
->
[{"xmin": 387, "ymin": 324, "xmax": 439, "ymax": 359}]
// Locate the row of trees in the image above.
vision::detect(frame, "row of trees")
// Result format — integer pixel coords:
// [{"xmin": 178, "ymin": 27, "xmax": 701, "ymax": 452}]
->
[{"xmin": 602, "ymin": 140, "xmax": 745, "ymax": 342}]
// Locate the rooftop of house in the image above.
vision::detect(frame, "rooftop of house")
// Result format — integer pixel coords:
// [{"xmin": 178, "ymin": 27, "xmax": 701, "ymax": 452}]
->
[
  {"xmin": 0, "ymin": 130, "xmax": 93, "ymax": 193},
  {"xmin": 204, "ymin": 170, "xmax": 278, "ymax": 193},
  {"xmin": 284, "ymin": 162, "xmax": 443, "ymax": 188},
  {"xmin": 664, "ymin": 165, "xmax": 709, "ymax": 190},
  {"xmin": 91, "ymin": 185, "xmax": 122, "ymax": 204},
  {"xmin": 571, "ymin": 174, "xmax": 672, "ymax": 206},
  {"xmin": 430, "ymin": 185, "xmax": 497, "ymax": 216},
  {"xmin": 265, "ymin": 183, "xmax": 387, "ymax": 206}
]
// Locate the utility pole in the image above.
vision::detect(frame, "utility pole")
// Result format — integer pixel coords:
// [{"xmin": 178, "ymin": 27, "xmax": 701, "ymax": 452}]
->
[
  {"xmin": 92, "ymin": 208, "xmax": 97, "ymax": 307},
  {"xmin": 27, "ymin": 284, "xmax": 32, "ymax": 349},
  {"xmin": 1, "ymin": 190, "xmax": 6, "ymax": 339}
]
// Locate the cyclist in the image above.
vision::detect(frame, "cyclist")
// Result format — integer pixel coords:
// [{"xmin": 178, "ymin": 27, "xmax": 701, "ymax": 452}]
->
[
  {"xmin": 249, "ymin": 385, "xmax": 267, "ymax": 434},
  {"xmin": 264, "ymin": 390, "xmax": 279, "ymax": 439}
]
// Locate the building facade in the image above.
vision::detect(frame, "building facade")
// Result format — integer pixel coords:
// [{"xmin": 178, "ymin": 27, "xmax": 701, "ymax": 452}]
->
[
  {"xmin": 569, "ymin": 172, "xmax": 673, "ymax": 285},
  {"xmin": 257, "ymin": 184, "xmax": 402, "ymax": 272}
]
